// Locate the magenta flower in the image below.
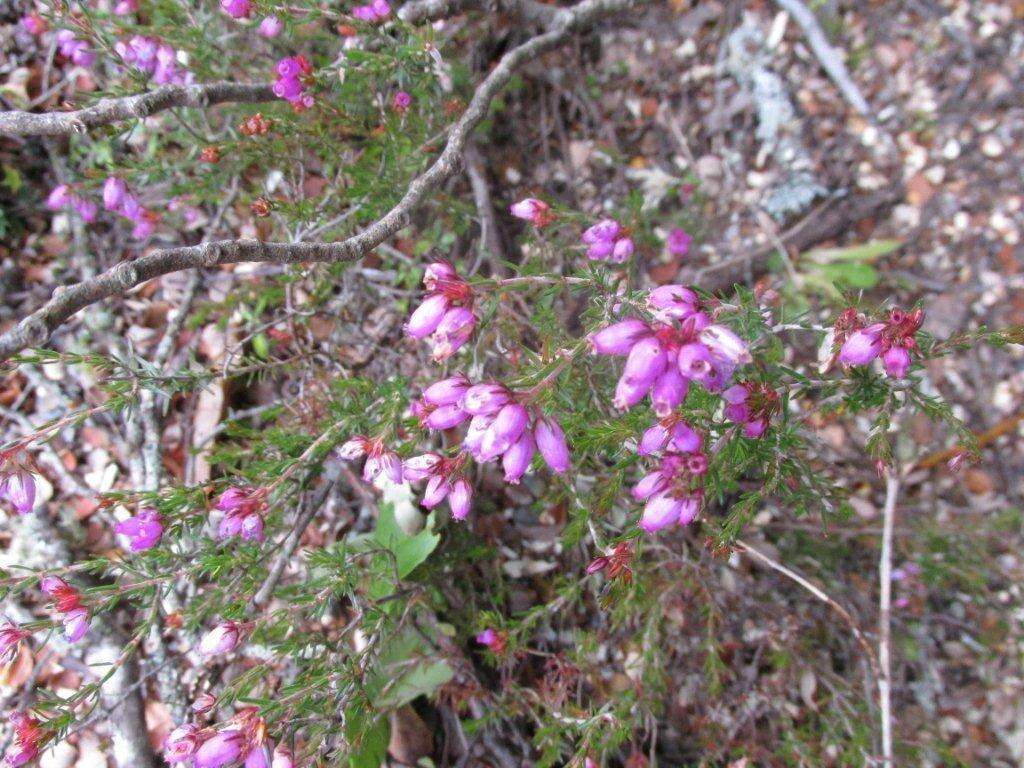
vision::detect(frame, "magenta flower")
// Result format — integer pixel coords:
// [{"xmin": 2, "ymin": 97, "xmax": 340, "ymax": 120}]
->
[
  {"xmin": 588, "ymin": 319, "xmax": 650, "ymax": 356},
  {"xmin": 449, "ymin": 480, "xmax": 472, "ymax": 520},
  {"xmin": 194, "ymin": 729, "xmax": 245, "ymax": 768},
  {"xmin": 502, "ymin": 430, "xmax": 535, "ymax": 483},
  {"xmin": 4, "ymin": 713, "xmax": 44, "ymax": 767},
  {"xmin": 258, "ymin": 16, "xmax": 283, "ymax": 37},
  {"xmin": 509, "ymin": 198, "xmax": 553, "ymax": 227},
  {"xmin": 429, "ymin": 307, "xmax": 477, "ymax": 361},
  {"xmin": 165, "ymin": 723, "xmax": 206, "ymax": 763},
  {"xmin": 0, "ymin": 619, "xmax": 28, "ymax": 666},
  {"xmin": 838, "ymin": 323, "xmax": 885, "ymax": 366},
  {"xmin": 422, "ymin": 375, "xmax": 470, "ymax": 406},
  {"xmin": 45, "ymin": 184, "xmax": 71, "ymax": 211},
  {"xmin": 244, "ymin": 743, "xmax": 272, "ymax": 768},
  {"xmin": 406, "ymin": 293, "xmax": 449, "ymax": 339},
  {"xmin": 199, "ymin": 621, "xmax": 242, "ymax": 656},
  {"xmin": 192, "ymin": 693, "xmax": 217, "ymax": 715},
  {"xmin": 352, "ymin": 0, "xmax": 391, "ymax": 21},
  {"xmin": 463, "ymin": 382, "xmax": 511, "ymax": 415},
  {"xmin": 534, "ymin": 416, "xmax": 570, "ymax": 474},
  {"xmin": 103, "ymin": 177, "xmax": 127, "ymax": 211},
  {"xmin": 722, "ymin": 382, "xmax": 779, "ymax": 438},
  {"xmin": 406, "ymin": 261, "xmax": 477, "ymax": 358},
  {"xmin": 402, "ymin": 453, "xmax": 442, "ymax": 482},
  {"xmin": 114, "ymin": 0, "xmax": 138, "ymax": 14},
  {"xmin": 581, "ymin": 219, "xmax": 634, "ymax": 263},
  {"xmin": 882, "ymin": 346, "xmax": 910, "ymax": 378},
  {"xmin": 837, "ymin": 308, "xmax": 923, "ymax": 378},
  {"xmin": 363, "ymin": 446, "xmax": 404, "ymax": 484},
  {"xmin": 423, "ymin": 403, "xmax": 470, "ymax": 431},
  {"xmin": 220, "ymin": 0, "xmax": 252, "ymax": 18},
  {"xmin": 475, "ymin": 627, "xmax": 507, "ymax": 653},
  {"xmin": 647, "ymin": 285, "xmax": 702, "ymax": 323},
  {"xmin": 62, "ymin": 607, "xmax": 90, "ymax": 642},
  {"xmin": 392, "ymin": 90, "xmax": 412, "ymax": 112},
  {"xmin": 338, "ymin": 436, "xmax": 402, "ymax": 483},
  {"xmin": 20, "ymin": 14, "xmax": 46, "ymax": 35},
  {"xmin": 272, "ymin": 56, "xmax": 314, "ymax": 108},
  {"xmin": 115, "ymin": 508, "xmax": 164, "ymax": 551},
  {"xmin": 666, "ymin": 227, "xmax": 692, "ymax": 257},
  {"xmin": 0, "ymin": 470, "xmax": 35, "ymax": 515},
  {"xmin": 216, "ymin": 486, "xmax": 266, "ymax": 542},
  {"xmin": 56, "ymin": 30, "xmax": 94, "ymax": 67},
  {"xmin": 639, "ymin": 492, "xmax": 699, "ymax": 533}
]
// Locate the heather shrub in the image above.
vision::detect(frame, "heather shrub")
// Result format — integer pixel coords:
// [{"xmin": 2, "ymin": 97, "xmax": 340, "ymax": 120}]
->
[{"xmin": 0, "ymin": 1, "xmax": 1020, "ymax": 767}]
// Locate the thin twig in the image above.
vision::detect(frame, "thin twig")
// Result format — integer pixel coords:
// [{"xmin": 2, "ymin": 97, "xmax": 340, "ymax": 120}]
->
[
  {"xmin": 877, "ymin": 471, "xmax": 900, "ymax": 767},
  {"xmin": 251, "ymin": 462, "xmax": 344, "ymax": 611},
  {"xmin": 735, "ymin": 539, "xmax": 879, "ymax": 679}
]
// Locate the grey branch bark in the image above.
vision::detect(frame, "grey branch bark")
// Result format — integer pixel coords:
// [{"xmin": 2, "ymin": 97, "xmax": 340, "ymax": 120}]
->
[
  {"xmin": 0, "ymin": 0, "xmax": 637, "ymax": 362},
  {"xmin": 0, "ymin": 82, "xmax": 275, "ymax": 138}
]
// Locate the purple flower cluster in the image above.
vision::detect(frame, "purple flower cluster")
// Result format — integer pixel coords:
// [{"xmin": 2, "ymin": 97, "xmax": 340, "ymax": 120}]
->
[
  {"xmin": 665, "ymin": 226, "xmax": 692, "ymax": 257},
  {"xmin": 198, "ymin": 621, "xmax": 242, "ymax": 656},
  {"xmin": 722, "ymin": 381, "xmax": 780, "ymax": 439},
  {"xmin": 165, "ymin": 709, "xmax": 290, "ymax": 768},
  {"xmin": 102, "ymin": 176, "xmax": 158, "ymax": 238},
  {"xmin": 392, "ymin": 90, "xmax": 412, "ymax": 113},
  {"xmin": 0, "ymin": 469, "xmax": 35, "ymax": 516},
  {"xmin": 352, "ymin": 0, "xmax": 391, "ymax": 22},
  {"xmin": 215, "ymin": 487, "xmax": 266, "ymax": 543},
  {"xmin": 115, "ymin": 508, "xmax": 164, "ymax": 551},
  {"xmin": 220, "ymin": 0, "xmax": 252, "ymax": 19},
  {"xmin": 509, "ymin": 198, "xmax": 553, "ymax": 227},
  {"xmin": 632, "ymin": 417, "xmax": 707, "ymax": 533},
  {"xmin": 40, "ymin": 576, "xmax": 89, "ymax": 642},
  {"xmin": 0, "ymin": 619, "xmax": 28, "ymax": 667},
  {"xmin": 404, "ymin": 262, "xmax": 478, "ymax": 360},
  {"xmin": 115, "ymin": 35, "xmax": 193, "ymax": 86},
  {"xmin": 273, "ymin": 56, "xmax": 314, "ymax": 109},
  {"xmin": 55, "ymin": 30, "xmax": 94, "ymax": 67},
  {"xmin": 589, "ymin": 285, "xmax": 751, "ymax": 412},
  {"xmin": 412, "ymin": 376, "xmax": 571, "ymax": 487},
  {"xmin": 838, "ymin": 307, "xmax": 924, "ymax": 379},
  {"xmin": 581, "ymin": 219, "xmax": 634, "ymax": 263},
  {"xmin": 338, "ymin": 436, "xmax": 403, "ymax": 484},
  {"xmin": 258, "ymin": 16, "xmax": 283, "ymax": 37},
  {"xmin": 46, "ymin": 183, "xmax": 97, "ymax": 223},
  {"xmin": 402, "ymin": 452, "xmax": 473, "ymax": 520}
]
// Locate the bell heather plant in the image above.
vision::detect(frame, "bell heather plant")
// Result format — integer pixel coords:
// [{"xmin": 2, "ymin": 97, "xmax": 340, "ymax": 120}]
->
[{"xmin": 0, "ymin": 2, "xmax": 1019, "ymax": 767}]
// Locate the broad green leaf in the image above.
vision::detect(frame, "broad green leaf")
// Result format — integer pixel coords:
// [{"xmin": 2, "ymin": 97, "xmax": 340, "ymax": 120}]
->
[
  {"xmin": 803, "ymin": 239, "xmax": 902, "ymax": 263},
  {"xmin": 345, "ymin": 706, "xmax": 389, "ymax": 768},
  {"xmin": 372, "ymin": 502, "xmax": 440, "ymax": 579},
  {"xmin": 364, "ymin": 626, "xmax": 454, "ymax": 709}
]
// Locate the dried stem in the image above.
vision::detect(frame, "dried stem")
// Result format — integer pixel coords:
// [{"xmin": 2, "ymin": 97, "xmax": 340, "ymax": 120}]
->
[
  {"xmin": 877, "ymin": 471, "xmax": 901, "ymax": 767},
  {"xmin": 734, "ymin": 539, "xmax": 879, "ymax": 680}
]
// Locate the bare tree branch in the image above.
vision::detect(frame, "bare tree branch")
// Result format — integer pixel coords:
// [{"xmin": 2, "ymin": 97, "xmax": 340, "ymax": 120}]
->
[
  {"xmin": 0, "ymin": 0, "xmax": 638, "ymax": 362},
  {"xmin": 0, "ymin": 82, "xmax": 274, "ymax": 138}
]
